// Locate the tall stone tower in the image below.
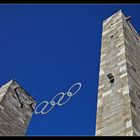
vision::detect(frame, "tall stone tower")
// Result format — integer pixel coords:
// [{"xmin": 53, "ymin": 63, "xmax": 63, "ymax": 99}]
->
[
  {"xmin": 0, "ymin": 80, "xmax": 36, "ymax": 136},
  {"xmin": 96, "ymin": 10, "xmax": 140, "ymax": 136}
]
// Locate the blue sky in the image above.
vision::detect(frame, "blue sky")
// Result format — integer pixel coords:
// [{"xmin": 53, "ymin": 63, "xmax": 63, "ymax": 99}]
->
[{"xmin": 0, "ymin": 4, "xmax": 140, "ymax": 136}]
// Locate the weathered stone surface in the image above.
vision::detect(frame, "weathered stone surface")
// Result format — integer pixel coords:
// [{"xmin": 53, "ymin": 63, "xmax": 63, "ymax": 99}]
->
[
  {"xmin": 96, "ymin": 10, "xmax": 140, "ymax": 136},
  {"xmin": 0, "ymin": 80, "xmax": 36, "ymax": 136}
]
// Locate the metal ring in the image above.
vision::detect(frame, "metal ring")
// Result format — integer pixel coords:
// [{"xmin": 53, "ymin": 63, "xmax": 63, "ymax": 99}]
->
[
  {"xmin": 51, "ymin": 92, "xmax": 65, "ymax": 106},
  {"xmin": 34, "ymin": 82, "xmax": 82, "ymax": 115},
  {"xmin": 67, "ymin": 91, "xmax": 73, "ymax": 97},
  {"xmin": 57, "ymin": 93, "xmax": 72, "ymax": 106},
  {"xmin": 67, "ymin": 82, "xmax": 82, "ymax": 96},
  {"xmin": 41, "ymin": 101, "xmax": 55, "ymax": 115},
  {"xmin": 34, "ymin": 101, "xmax": 49, "ymax": 114}
]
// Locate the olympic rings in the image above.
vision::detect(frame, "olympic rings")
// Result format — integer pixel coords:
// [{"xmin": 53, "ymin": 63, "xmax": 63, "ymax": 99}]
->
[{"xmin": 34, "ymin": 82, "xmax": 82, "ymax": 115}]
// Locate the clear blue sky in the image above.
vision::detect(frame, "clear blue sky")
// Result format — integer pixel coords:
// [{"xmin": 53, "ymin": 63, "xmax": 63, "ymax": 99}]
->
[{"xmin": 0, "ymin": 4, "xmax": 140, "ymax": 136}]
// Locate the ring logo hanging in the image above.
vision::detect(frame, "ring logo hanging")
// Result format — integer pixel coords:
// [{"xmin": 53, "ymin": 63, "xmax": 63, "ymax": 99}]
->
[{"xmin": 34, "ymin": 82, "xmax": 82, "ymax": 115}]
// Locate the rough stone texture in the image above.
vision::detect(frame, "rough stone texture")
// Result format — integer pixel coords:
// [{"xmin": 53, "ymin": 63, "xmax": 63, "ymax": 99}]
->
[
  {"xmin": 96, "ymin": 10, "xmax": 140, "ymax": 136},
  {"xmin": 0, "ymin": 80, "xmax": 36, "ymax": 136}
]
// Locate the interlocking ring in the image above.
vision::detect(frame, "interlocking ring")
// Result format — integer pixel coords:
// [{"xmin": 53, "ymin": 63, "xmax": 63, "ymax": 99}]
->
[
  {"xmin": 41, "ymin": 101, "xmax": 55, "ymax": 115},
  {"xmin": 34, "ymin": 82, "xmax": 82, "ymax": 115},
  {"xmin": 67, "ymin": 82, "xmax": 82, "ymax": 96},
  {"xmin": 51, "ymin": 92, "xmax": 65, "ymax": 106},
  {"xmin": 34, "ymin": 101, "xmax": 53, "ymax": 114},
  {"xmin": 57, "ymin": 92, "xmax": 72, "ymax": 106}
]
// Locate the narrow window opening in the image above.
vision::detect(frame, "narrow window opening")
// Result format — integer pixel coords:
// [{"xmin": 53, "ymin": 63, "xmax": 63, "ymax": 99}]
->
[
  {"xmin": 14, "ymin": 87, "xmax": 23, "ymax": 108},
  {"xmin": 111, "ymin": 35, "xmax": 114, "ymax": 39},
  {"xmin": 107, "ymin": 73, "xmax": 114, "ymax": 84}
]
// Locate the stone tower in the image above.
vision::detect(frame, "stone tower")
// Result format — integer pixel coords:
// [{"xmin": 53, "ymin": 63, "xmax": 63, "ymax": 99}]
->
[
  {"xmin": 0, "ymin": 80, "xmax": 36, "ymax": 136},
  {"xmin": 96, "ymin": 10, "xmax": 140, "ymax": 136}
]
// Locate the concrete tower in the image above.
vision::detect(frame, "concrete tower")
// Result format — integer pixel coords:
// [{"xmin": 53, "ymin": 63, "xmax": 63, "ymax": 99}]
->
[
  {"xmin": 0, "ymin": 80, "xmax": 36, "ymax": 136},
  {"xmin": 96, "ymin": 10, "xmax": 140, "ymax": 136}
]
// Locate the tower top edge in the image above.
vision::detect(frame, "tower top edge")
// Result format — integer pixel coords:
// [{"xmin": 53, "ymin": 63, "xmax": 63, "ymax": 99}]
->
[
  {"xmin": 0, "ymin": 79, "xmax": 14, "ymax": 90},
  {"xmin": 0, "ymin": 79, "xmax": 36, "ymax": 103},
  {"xmin": 103, "ymin": 9, "xmax": 126, "ymax": 24}
]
